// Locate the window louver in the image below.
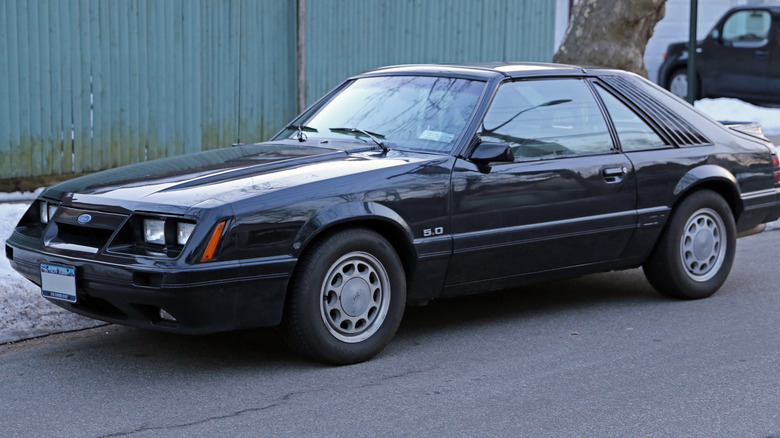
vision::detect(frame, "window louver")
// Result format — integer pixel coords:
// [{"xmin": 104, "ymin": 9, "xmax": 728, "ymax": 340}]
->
[{"xmin": 602, "ymin": 76, "xmax": 710, "ymax": 147}]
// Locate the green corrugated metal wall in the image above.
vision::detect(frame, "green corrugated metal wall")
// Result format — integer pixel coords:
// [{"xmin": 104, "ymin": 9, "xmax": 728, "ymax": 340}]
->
[
  {"xmin": 0, "ymin": 0, "xmax": 297, "ymax": 179},
  {"xmin": 0, "ymin": 0, "xmax": 555, "ymax": 180},
  {"xmin": 304, "ymin": 0, "xmax": 556, "ymax": 106}
]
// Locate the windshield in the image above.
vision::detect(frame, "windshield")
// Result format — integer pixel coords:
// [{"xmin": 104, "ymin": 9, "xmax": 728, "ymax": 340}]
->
[{"xmin": 280, "ymin": 76, "xmax": 485, "ymax": 153}]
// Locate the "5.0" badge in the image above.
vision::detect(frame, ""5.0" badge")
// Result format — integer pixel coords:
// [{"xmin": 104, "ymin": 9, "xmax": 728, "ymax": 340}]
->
[{"xmin": 423, "ymin": 227, "xmax": 444, "ymax": 237}]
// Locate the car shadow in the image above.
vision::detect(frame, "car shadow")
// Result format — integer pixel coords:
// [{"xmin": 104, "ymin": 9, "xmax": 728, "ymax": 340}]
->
[
  {"xmin": 397, "ymin": 267, "xmax": 666, "ymax": 339},
  {"xmin": 61, "ymin": 324, "xmax": 311, "ymax": 370},
  {"xmin": 62, "ymin": 268, "xmax": 663, "ymax": 367}
]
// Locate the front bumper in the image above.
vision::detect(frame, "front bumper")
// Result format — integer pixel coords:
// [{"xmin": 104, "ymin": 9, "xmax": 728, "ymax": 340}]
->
[{"xmin": 5, "ymin": 241, "xmax": 295, "ymax": 334}]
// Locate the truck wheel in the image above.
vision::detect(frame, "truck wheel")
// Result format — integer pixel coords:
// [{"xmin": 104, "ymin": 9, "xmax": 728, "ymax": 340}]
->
[
  {"xmin": 668, "ymin": 68, "xmax": 697, "ymax": 100},
  {"xmin": 282, "ymin": 228, "xmax": 405, "ymax": 364},
  {"xmin": 643, "ymin": 190, "xmax": 736, "ymax": 299}
]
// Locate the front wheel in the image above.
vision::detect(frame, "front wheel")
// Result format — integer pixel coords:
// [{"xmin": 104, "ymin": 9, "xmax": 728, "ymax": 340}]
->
[
  {"xmin": 282, "ymin": 228, "xmax": 406, "ymax": 364},
  {"xmin": 643, "ymin": 190, "xmax": 736, "ymax": 299},
  {"xmin": 667, "ymin": 68, "xmax": 698, "ymax": 100}
]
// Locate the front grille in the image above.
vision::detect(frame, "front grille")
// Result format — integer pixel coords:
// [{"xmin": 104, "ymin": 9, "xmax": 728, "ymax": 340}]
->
[
  {"xmin": 55, "ymin": 223, "xmax": 114, "ymax": 251},
  {"xmin": 43, "ymin": 207, "xmax": 128, "ymax": 254},
  {"xmin": 27, "ymin": 204, "xmax": 190, "ymax": 259}
]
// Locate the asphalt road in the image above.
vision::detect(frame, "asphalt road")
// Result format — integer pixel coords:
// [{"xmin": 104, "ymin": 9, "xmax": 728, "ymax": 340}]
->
[{"xmin": 2, "ymin": 232, "xmax": 779, "ymax": 437}]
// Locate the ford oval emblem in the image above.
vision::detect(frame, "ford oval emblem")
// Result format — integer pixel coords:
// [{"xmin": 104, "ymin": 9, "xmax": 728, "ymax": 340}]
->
[{"xmin": 77, "ymin": 214, "xmax": 92, "ymax": 224}]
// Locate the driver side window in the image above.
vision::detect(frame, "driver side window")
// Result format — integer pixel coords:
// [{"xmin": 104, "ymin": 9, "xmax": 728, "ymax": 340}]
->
[
  {"xmin": 721, "ymin": 10, "xmax": 771, "ymax": 47},
  {"xmin": 479, "ymin": 79, "xmax": 613, "ymax": 160}
]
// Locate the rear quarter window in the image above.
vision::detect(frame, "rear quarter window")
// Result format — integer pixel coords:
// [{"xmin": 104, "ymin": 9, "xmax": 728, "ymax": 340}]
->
[
  {"xmin": 601, "ymin": 75, "xmax": 711, "ymax": 147},
  {"xmin": 594, "ymin": 83, "xmax": 668, "ymax": 151}
]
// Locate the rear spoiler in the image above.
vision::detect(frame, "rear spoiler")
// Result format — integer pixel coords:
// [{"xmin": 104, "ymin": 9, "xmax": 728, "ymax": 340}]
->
[{"xmin": 721, "ymin": 121, "xmax": 768, "ymax": 141}]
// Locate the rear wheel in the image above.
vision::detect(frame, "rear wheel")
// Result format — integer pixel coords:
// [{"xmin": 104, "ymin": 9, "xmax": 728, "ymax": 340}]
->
[
  {"xmin": 282, "ymin": 228, "xmax": 405, "ymax": 364},
  {"xmin": 643, "ymin": 190, "xmax": 736, "ymax": 299}
]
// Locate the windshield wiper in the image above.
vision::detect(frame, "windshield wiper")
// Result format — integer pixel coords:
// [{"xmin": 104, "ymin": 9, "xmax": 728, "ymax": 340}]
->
[
  {"xmin": 330, "ymin": 127, "xmax": 387, "ymax": 151},
  {"xmin": 286, "ymin": 123, "xmax": 318, "ymax": 142}
]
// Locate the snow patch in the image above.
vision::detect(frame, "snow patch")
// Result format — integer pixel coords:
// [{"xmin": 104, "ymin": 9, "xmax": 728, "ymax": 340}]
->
[
  {"xmin": 0, "ymin": 187, "xmax": 44, "ymax": 202},
  {"xmin": 696, "ymin": 98, "xmax": 780, "ymax": 135},
  {"xmin": 1, "ymin": 203, "xmax": 104, "ymax": 344}
]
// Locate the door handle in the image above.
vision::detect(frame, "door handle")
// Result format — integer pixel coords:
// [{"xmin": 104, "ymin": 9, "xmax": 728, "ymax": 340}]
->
[
  {"xmin": 755, "ymin": 50, "xmax": 768, "ymax": 57},
  {"xmin": 602, "ymin": 167, "xmax": 627, "ymax": 177},
  {"xmin": 602, "ymin": 166, "xmax": 627, "ymax": 183}
]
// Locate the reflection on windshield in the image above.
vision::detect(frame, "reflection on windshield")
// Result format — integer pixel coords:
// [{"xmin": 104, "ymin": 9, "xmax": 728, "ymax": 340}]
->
[{"xmin": 284, "ymin": 76, "xmax": 485, "ymax": 153}]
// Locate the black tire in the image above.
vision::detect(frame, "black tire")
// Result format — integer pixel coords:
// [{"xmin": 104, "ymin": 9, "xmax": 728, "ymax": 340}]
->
[
  {"xmin": 282, "ymin": 228, "xmax": 406, "ymax": 364},
  {"xmin": 643, "ymin": 190, "xmax": 736, "ymax": 299}
]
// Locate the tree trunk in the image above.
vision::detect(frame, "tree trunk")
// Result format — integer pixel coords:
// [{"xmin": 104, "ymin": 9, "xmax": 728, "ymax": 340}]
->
[{"xmin": 553, "ymin": 0, "xmax": 666, "ymax": 78}]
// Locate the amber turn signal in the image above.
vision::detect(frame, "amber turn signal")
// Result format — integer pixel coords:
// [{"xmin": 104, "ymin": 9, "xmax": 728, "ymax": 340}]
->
[{"xmin": 200, "ymin": 220, "xmax": 227, "ymax": 261}]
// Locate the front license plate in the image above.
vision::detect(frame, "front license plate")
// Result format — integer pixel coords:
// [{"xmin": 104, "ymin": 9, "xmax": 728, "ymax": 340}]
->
[{"xmin": 40, "ymin": 264, "xmax": 77, "ymax": 303}]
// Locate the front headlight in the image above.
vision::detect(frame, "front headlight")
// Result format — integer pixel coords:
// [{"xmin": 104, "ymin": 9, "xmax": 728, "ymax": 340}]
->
[
  {"xmin": 177, "ymin": 222, "xmax": 196, "ymax": 245},
  {"xmin": 40, "ymin": 202, "xmax": 49, "ymax": 224},
  {"xmin": 39, "ymin": 202, "xmax": 58, "ymax": 224},
  {"xmin": 142, "ymin": 217, "xmax": 196, "ymax": 247},
  {"xmin": 143, "ymin": 219, "xmax": 166, "ymax": 245}
]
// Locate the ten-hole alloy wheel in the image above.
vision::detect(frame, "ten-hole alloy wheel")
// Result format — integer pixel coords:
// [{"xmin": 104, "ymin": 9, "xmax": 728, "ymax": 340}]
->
[
  {"xmin": 283, "ymin": 228, "xmax": 406, "ymax": 364},
  {"xmin": 643, "ymin": 190, "xmax": 736, "ymax": 300}
]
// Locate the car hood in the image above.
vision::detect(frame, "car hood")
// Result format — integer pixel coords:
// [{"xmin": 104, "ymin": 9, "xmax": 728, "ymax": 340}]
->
[{"xmin": 43, "ymin": 142, "xmax": 433, "ymax": 213}]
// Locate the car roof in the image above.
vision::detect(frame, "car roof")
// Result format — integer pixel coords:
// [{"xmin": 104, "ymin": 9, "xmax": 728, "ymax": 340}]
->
[
  {"xmin": 353, "ymin": 62, "xmax": 590, "ymax": 81},
  {"xmin": 729, "ymin": 4, "xmax": 780, "ymax": 12}
]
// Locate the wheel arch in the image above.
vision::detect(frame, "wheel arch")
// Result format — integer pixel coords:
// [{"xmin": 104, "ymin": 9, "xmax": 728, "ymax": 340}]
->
[
  {"xmin": 664, "ymin": 63, "xmax": 689, "ymax": 87},
  {"xmin": 671, "ymin": 165, "xmax": 743, "ymax": 221},
  {"xmin": 291, "ymin": 202, "xmax": 417, "ymax": 289}
]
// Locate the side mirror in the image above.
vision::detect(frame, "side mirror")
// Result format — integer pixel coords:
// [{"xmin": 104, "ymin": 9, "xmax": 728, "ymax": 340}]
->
[
  {"xmin": 470, "ymin": 141, "xmax": 514, "ymax": 164},
  {"xmin": 711, "ymin": 29, "xmax": 721, "ymax": 42}
]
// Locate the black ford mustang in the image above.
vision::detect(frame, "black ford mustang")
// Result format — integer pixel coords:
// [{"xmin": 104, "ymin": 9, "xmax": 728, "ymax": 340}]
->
[{"xmin": 6, "ymin": 63, "xmax": 780, "ymax": 364}]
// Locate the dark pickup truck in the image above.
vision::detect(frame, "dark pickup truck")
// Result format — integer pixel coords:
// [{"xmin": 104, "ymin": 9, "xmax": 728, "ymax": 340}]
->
[{"xmin": 659, "ymin": 5, "xmax": 780, "ymax": 103}]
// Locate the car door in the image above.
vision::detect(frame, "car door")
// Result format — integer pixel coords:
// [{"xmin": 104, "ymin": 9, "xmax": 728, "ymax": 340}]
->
[
  {"xmin": 446, "ymin": 78, "xmax": 637, "ymax": 286},
  {"xmin": 768, "ymin": 11, "xmax": 780, "ymax": 96},
  {"xmin": 701, "ymin": 8, "xmax": 772, "ymax": 99}
]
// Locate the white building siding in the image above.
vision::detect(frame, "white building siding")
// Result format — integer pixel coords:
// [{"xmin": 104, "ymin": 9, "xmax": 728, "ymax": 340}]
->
[{"xmin": 555, "ymin": 0, "xmax": 572, "ymax": 50}]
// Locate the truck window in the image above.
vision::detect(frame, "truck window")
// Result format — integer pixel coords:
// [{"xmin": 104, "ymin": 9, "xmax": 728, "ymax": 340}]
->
[{"xmin": 721, "ymin": 10, "xmax": 771, "ymax": 48}]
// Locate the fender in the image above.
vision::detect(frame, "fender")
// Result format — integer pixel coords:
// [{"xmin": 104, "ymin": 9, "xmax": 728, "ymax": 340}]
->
[
  {"xmin": 672, "ymin": 164, "xmax": 742, "ymax": 214},
  {"xmin": 292, "ymin": 201, "xmax": 451, "ymax": 302},
  {"xmin": 292, "ymin": 201, "xmax": 415, "ymax": 256}
]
